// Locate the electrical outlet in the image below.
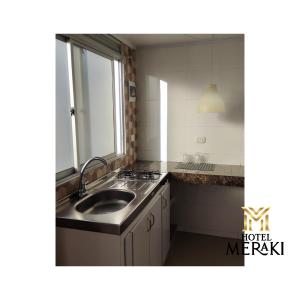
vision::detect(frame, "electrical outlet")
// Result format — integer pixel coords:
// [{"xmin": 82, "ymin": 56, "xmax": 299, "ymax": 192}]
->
[{"xmin": 195, "ymin": 136, "xmax": 206, "ymax": 144}]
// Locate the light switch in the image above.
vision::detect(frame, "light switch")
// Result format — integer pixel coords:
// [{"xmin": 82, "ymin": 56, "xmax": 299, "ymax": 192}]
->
[
  {"xmin": 196, "ymin": 136, "xmax": 206, "ymax": 144},
  {"xmin": 131, "ymin": 134, "xmax": 135, "ymax": 142}
]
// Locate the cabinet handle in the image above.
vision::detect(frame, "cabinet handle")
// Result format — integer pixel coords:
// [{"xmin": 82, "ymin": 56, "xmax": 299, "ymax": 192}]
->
[
  {"xmin": 150, "ymin": 213, "xmax": 155, "ymax": 227},
  {"xmin": 147, "ymin": 217, "xmax": 151, "ymax": 232}
]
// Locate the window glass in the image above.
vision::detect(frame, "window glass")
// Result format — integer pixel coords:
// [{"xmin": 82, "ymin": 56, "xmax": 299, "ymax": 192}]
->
[
  {"xmin": 56, "ymin": 39, "xmax": 74, "ymax": 173},
  {"xmin": 78, "ymin": 48, "xmax": 115, "ymax": 163},
  {"xmin": 56, "ymin": 38, "xmax": 124, "ymax": 180}
]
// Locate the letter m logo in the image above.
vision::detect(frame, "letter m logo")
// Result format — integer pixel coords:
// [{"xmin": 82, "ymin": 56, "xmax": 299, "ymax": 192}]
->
[{"xmin": 241, "ymin": 207, "xmax": 270, "ymax": 232}]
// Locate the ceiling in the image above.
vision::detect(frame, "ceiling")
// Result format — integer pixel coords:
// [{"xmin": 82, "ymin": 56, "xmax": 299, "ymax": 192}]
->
[{"xmin": 114, "ymin": 34, "xmax": 243, "ymax": 48}]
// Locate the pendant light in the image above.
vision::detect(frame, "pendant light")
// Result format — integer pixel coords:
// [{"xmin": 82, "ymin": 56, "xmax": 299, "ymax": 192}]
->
[{"xmin": 198, "ymin": 35, "xmax": 225, "ymax": 113}]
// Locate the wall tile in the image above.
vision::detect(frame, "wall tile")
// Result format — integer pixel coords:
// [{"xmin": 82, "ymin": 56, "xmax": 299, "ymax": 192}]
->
[
  {"xmin": 137, "ymin": 123, "xmax": 160, "ymax": 152},
  {"xmin": 136, "ymin": 37, "xmax": 244, "ymax": 165},
  {"xmin": 159, "ymin": 45, "xmax": 188, "ymax": 72},
  {"xmin": 209, "ymin": 153, "xmax": 243, "ymax": 165},
  {"xmin": 183, "ymin": 126, "xmax": 244, "ymax": 156},
  {"xmin": 213, "ymin": 39, "xmax": 244, "ymax": 71},
  {"xmin": 138, "ymin": 149, "xmax": 161, "ymax": 161},
  {"xmin": 167, "ymin": 126, "xmax": 184, "ymax": 162},
  {"xmin": 137, "ymin": 100, "xmax": 160, "ymax": 127},
  {"xmin": 145, "ymin": 75, "xmax": 161, "ymax": 101},
  {"xmin": 160, "ymin": 71, "xmax": 188, "ymax": 101},
  {"xmin": 168, "ymin": 99, "xmax": 185, "ymax": 128},
  {"xmin": 183, "ymin": 100, "xmax": 221, "ymax": 126},
  {"xmin": 185, "ymin": 70, "xmax": 210, "ymax": 99},
  {"xmin": 186, "ymin": 43, "xmax": 211, "ymax": 71}
]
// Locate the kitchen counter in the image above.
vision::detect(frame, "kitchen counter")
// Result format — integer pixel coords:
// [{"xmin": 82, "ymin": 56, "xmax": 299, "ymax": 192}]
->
[
  {"xmin": 129, "ymin": 161, "xmax": 244, "ymax": 187},
  {"xmin": 56, "ymin": 171, "xmax": 168, "ymax": 235},
  {"xmin": 56, "ymin": 160, "xmax": 243, "ymax": 235}
]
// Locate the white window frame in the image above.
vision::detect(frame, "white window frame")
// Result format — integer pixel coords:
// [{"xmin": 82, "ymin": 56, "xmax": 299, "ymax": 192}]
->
[{"xmin": 56, "ymin": 37, "xmax": 125, "ymax": 181}]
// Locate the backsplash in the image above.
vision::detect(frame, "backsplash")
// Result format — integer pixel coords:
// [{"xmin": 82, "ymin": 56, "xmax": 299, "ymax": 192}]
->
[
  {"xmin": 136, "ymin": 37, "xmax": 244, "ymax": 165},
  {"xmin": 56, "ymin": 44, "xmax": 137, "ymax": 201}
]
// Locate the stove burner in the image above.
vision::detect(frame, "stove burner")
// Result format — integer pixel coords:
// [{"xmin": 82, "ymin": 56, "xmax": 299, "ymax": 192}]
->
[{"xmin": 117, "ymin": 169, "xmax": 161, "ymax": 181}]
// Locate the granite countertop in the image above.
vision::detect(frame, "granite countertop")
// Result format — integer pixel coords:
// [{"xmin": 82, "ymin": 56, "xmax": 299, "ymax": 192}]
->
[{"xmin": 129, "ymin": 161, "xmax": 244, "ymax": 187}]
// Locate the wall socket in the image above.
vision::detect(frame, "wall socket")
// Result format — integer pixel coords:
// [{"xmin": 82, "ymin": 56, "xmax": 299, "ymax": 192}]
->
[{"xmin": 195, "ymin": 136, "xmax": 206, "ymax": 144}]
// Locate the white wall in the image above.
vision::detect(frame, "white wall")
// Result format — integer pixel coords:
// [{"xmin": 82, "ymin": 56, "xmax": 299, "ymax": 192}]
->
[{"xmin": 136, "ymin": 37, "xmax": 244, "ymax": 165}]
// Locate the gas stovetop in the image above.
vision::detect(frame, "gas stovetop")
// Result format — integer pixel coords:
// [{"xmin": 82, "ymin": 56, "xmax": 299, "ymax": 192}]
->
[{"xmin": 117, "ymin": 169, "xmax": 161, "ymax": 181}]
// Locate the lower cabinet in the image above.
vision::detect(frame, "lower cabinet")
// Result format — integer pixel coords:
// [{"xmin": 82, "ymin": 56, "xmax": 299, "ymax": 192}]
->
[
  {"xmin": 129, "ymin": 208, "xmax": 150, "ymax": 266},
  {"xmin": 125, "ymin": 182, "xmax": 170, "ymax": 266},
  {"xmin": 56, "ymin": 182, "xmax": 170, "ymax": 266},
  {"xmin": 161, "ymin": 183, "xmax": 170, "ymax": 263},
  {"xmin": 149, "ymin": 195, "xmax": 163, "ymax": 265},
  {"xmin": 127, "ymin": 192, "xmax": 162, "ymax": 266}
]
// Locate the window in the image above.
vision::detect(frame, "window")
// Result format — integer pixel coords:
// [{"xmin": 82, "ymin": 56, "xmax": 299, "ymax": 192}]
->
[
  {"xmin": 56, "ymin": 39, "xmax": 75, "ymax": 175},
  {"xmin": 56, "ymin": 35, "xmax": 124, "ymax": 181}
]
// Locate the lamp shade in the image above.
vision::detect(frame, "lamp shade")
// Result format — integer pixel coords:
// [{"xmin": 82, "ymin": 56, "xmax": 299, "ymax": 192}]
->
[{"xmin": 198, "ymin": 84, "xmax": 225, "ymax": 113}]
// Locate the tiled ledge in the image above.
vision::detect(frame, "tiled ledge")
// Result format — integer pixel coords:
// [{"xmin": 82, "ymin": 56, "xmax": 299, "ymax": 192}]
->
[{"xmin": 130, "ymin": 161, "xmax": 244, "ymax": 187}]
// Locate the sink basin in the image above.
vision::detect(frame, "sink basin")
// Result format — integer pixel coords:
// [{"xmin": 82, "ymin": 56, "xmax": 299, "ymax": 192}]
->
[{"xmin": 75, "ymin": 189, "xmax": 135, "ymax": 214}]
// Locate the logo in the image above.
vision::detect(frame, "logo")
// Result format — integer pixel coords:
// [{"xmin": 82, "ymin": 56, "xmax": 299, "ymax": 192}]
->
[
  {"xmin": 226, "ymin": 206, "xmax": 285, "ymax": 256},
  {"xmin": 242, "ymin": 207, "xmax": 270, "ymax": 232}
]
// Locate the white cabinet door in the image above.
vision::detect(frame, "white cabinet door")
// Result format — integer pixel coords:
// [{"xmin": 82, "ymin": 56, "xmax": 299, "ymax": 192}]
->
[
  {"xmin": 132, "ymin": 211, "xmax": 151, "ymax": 266},
  {"xmin": 131, "ymin": 193, "xmax": 162, "ymax": 266},
  {"xmin": 161, "ymin": 183, "xmax": 170, "ymax": 263},
  {"xmin": 149, "ymin": 194, "xmax": 162, "ymax": 266},
  {"xmin": 124, "ymin": 232, "xmax": 133, "ymax": 266}
]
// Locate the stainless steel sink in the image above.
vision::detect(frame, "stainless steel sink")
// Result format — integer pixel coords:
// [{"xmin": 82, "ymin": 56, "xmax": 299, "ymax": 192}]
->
[
  {"xmin": 57, "ymin": 172, "xmax": 168, "ymax": 235},
  {"xmin": 75, "ymin": 189, "xmax": 136, "ymax": 214}
]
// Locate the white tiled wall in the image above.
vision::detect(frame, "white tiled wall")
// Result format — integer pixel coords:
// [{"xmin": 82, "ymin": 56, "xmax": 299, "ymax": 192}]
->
[{"xmin": 136, "ymin": 37, "xmax": 244, "ymax": 165}]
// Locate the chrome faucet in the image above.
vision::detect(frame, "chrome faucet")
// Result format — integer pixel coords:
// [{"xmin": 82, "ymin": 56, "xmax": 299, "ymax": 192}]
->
[{"xmin": 78, "ymin": 156, "xmax": 108, "ymax": 198}]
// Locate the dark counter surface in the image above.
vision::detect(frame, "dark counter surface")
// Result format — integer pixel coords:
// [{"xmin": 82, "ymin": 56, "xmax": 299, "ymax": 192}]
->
[{"xmin": 129, "ymin": 161, "xmax": 244, "ymax": 187}]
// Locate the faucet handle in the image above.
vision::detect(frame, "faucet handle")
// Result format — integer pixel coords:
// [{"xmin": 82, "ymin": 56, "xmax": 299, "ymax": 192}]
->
[
  {"xmin": 82, "ymin": 181, "xmax": 86, "ymax": 191},
  {"xmin": 78, "ymin": 157, "xmax": 108, "ymax": 198},
  {"xmin": 79, "ymin": 180, "xmax": 86, "ymax": 197}
]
